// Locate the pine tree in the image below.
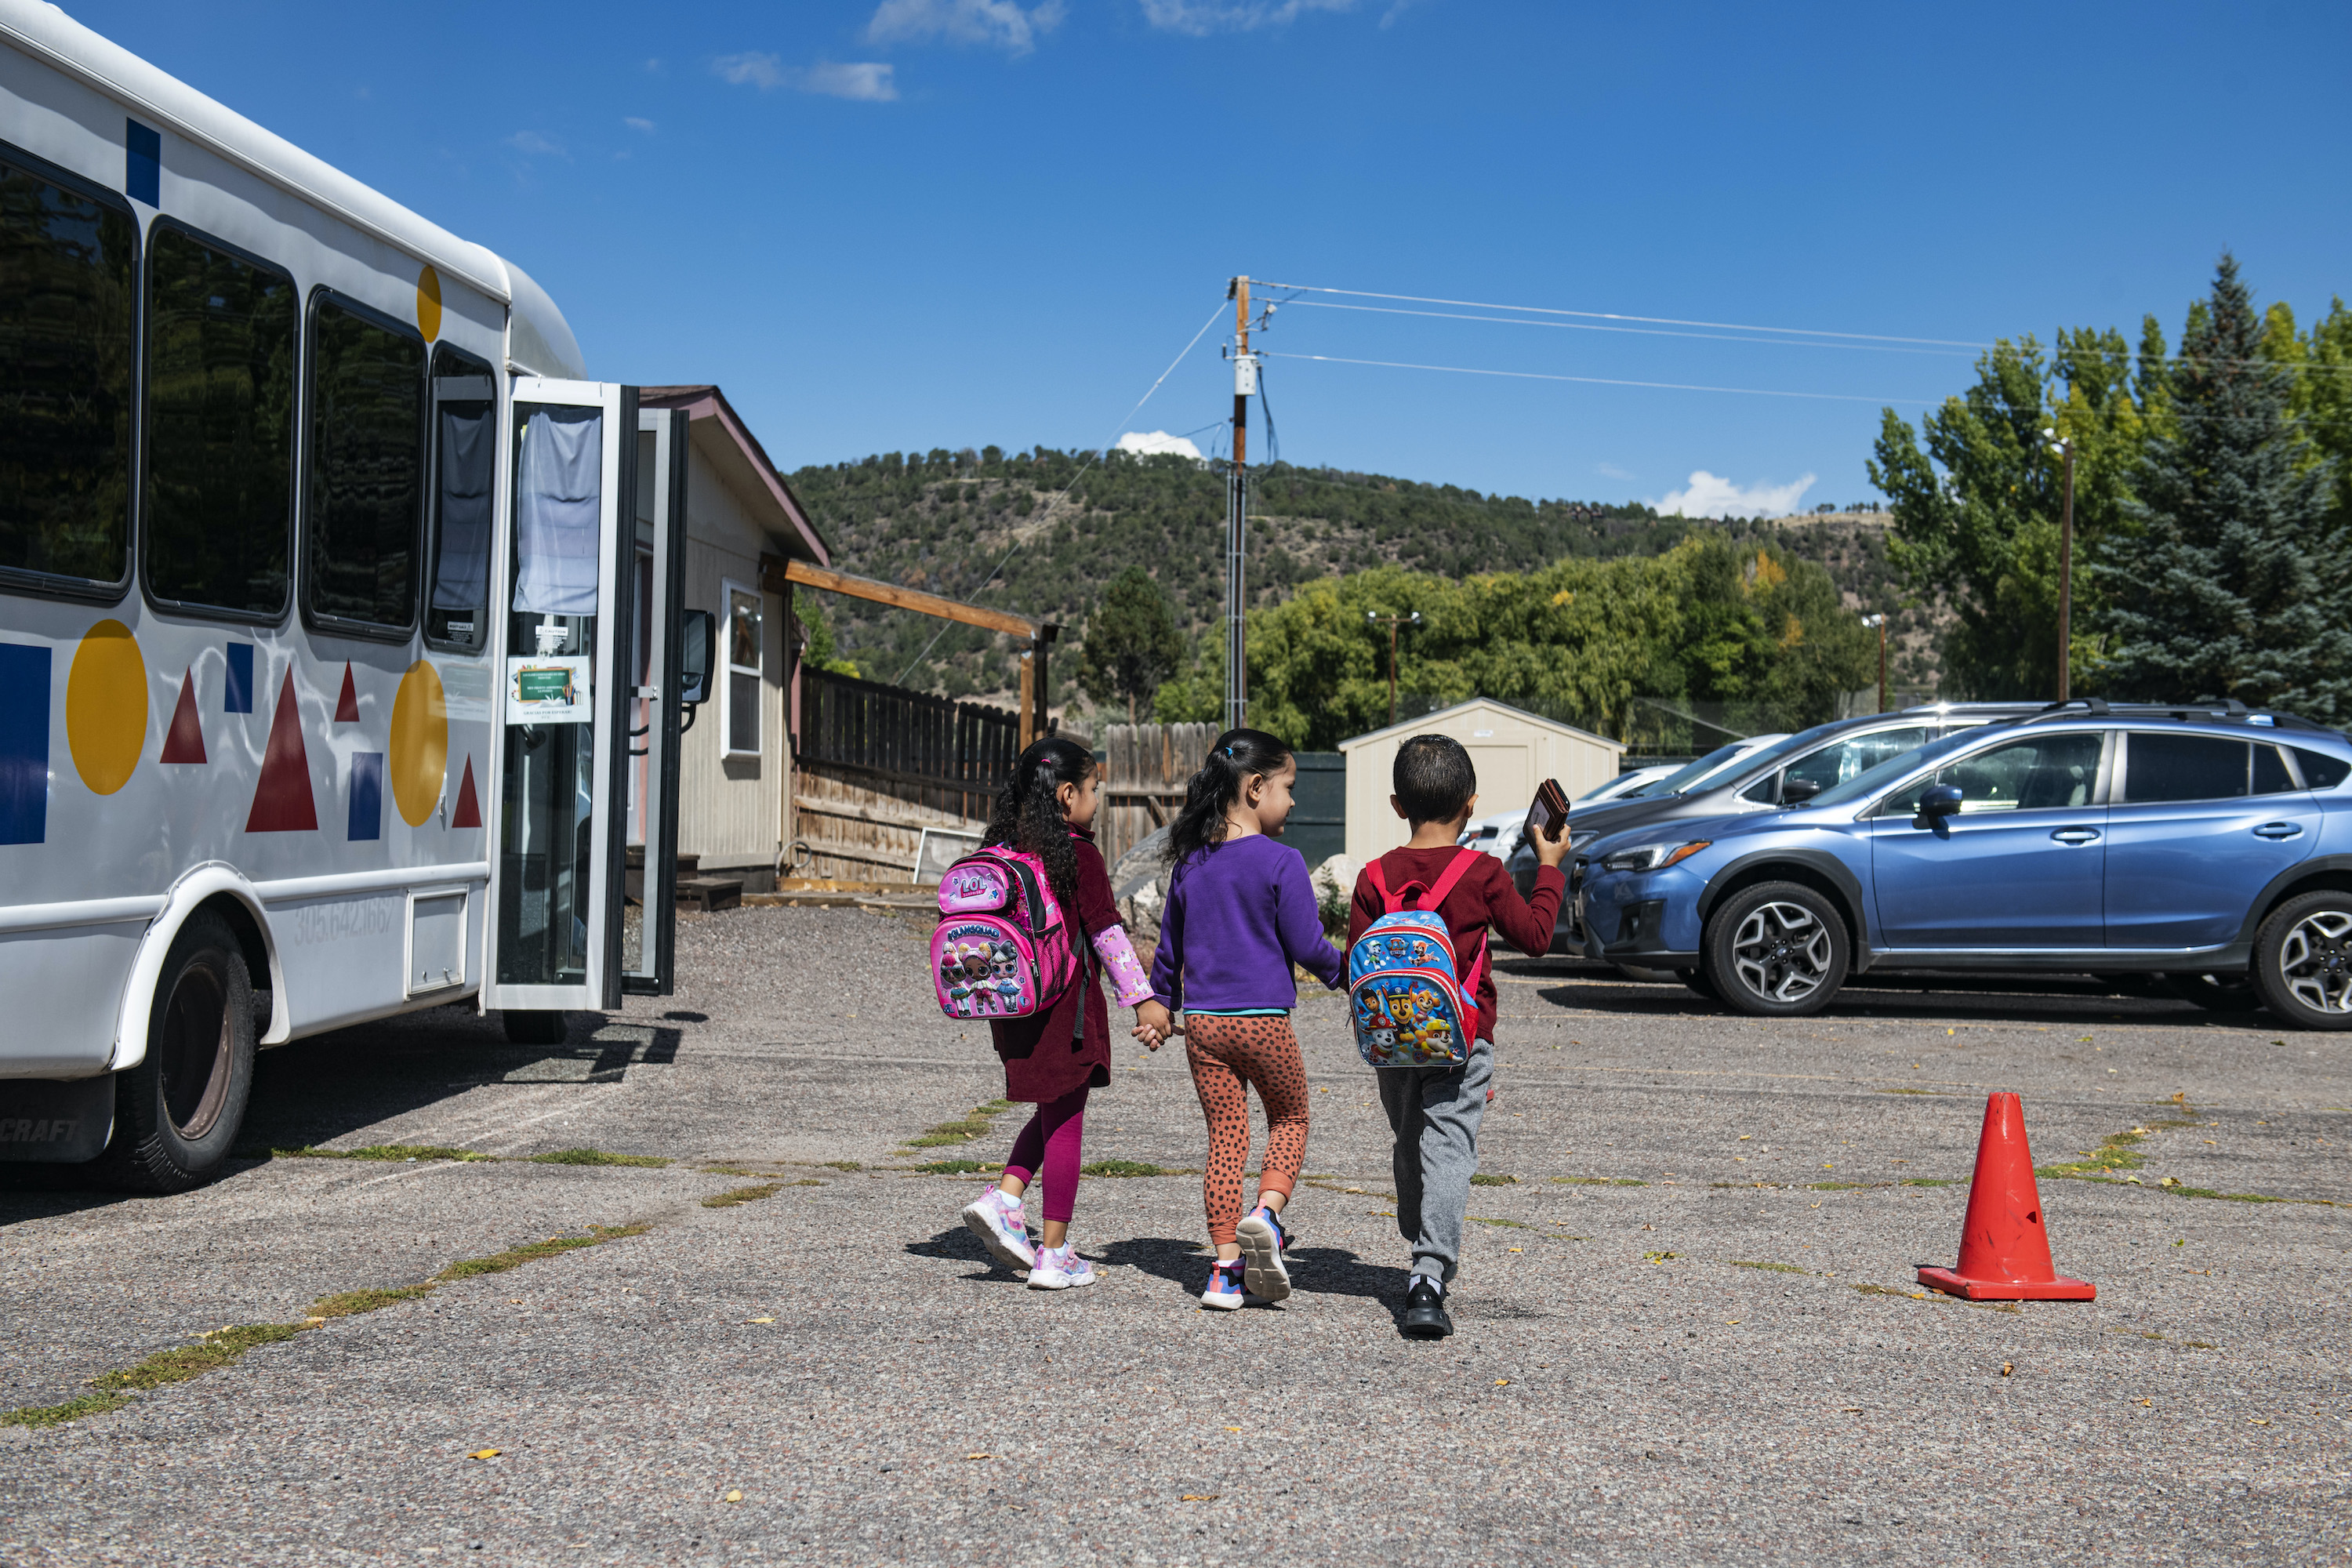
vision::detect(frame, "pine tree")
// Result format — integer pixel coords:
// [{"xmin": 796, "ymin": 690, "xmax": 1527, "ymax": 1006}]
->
[
  {"xmin": 1078, "ymin": 567, "xmax": 1183, "ymax": 724},
  {"xmin": 2102, "ymin": 255, "xmax": 2348, "ymax": 718}
]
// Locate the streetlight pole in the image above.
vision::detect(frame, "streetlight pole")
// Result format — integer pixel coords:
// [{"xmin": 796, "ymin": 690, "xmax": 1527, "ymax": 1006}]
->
[
  {"xmin": 1225, "ymin": 277, "xmax": 1255, "ymax": 731},
  {"xmin": 1861, "ymin": 614, "xmax": 1886, "ymax": 713},
  {"xmin": 1367, "ymin": 610, "xmax": 1421, "ymax": 726},
  {"xmin": 2043, "ymin": 428, "xmax": 2076, "ymax": 703}
]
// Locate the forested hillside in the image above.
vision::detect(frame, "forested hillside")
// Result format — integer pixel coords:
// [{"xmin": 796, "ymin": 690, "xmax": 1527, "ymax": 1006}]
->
[{"xmin": 782, "ymin": 446, "xmax": 1938, "ymax": 711}]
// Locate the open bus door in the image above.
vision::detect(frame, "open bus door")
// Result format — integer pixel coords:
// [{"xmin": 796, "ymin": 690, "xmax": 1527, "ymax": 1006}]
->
[{"xmin": 484, "ymin": 382, "xmax": 691, "ymax": 1040}]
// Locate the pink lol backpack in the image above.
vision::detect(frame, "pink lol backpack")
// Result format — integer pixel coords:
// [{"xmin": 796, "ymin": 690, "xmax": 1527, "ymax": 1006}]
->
[
  {"xmin": 1346, "ymin": 849, "xmax": 1485, "ymax": 1069},
  {"xmin": 931, "ymin": 845, "xmax": 1081, "ymax": 1020}
]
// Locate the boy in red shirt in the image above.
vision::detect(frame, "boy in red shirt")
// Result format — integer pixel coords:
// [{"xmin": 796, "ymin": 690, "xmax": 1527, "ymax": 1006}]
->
[{"xmin": 1348, "ymin": 734, "xmax": 1570, "ymax": 1338}]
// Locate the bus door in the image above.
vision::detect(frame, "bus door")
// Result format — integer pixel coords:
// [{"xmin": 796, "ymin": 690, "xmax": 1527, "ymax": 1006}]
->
[
  {"xmin": 622, "ymin": 407, "xmax": 690, "ymax": 996},
  {"xmin": 483, "ymin": 381, "xmax": 685, "ymax": 1017}
]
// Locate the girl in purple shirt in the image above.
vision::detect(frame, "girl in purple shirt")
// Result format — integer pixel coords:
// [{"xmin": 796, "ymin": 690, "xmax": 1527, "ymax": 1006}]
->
[{"xmin": 1143, "ymin": 728, "xmax": 1346, "ymax": 1310}]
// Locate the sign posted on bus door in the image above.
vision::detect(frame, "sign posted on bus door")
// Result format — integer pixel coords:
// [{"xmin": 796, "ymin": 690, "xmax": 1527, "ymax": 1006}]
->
[{"xmin": 506, "ymin": 656, "xmax": 591, "ymax": 722}]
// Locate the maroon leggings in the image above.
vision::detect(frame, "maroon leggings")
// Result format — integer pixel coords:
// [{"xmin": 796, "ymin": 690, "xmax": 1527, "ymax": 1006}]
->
[{"xmin": 1004, "ymin": 1083, "xmax": 1089, "ymax": 1225}]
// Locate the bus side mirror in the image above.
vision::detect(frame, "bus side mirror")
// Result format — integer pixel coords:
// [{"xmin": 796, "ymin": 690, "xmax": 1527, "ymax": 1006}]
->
[
  {"xmin": 1912, "ymin": 782, "xmax": 1962, "ymax": 829},
  {"xmin": 678, "ymin": 609, "xmax": 715, "ymax": 725}
]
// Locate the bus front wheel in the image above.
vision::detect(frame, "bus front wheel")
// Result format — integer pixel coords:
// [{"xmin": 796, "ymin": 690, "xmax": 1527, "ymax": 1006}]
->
[{"xmin": 102, "ymin": 910, "xmax": 256, "ymax": 1192}]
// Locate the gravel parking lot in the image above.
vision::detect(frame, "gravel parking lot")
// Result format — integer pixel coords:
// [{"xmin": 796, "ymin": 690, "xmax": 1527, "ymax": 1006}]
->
[{"xmin": 3, "ymin": 904, "xmax": 2347, "ymax": 1565}]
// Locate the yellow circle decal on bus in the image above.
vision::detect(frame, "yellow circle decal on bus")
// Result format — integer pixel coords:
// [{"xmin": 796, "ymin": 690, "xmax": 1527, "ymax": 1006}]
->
[
  {"xmin": 390, "ymin": 659, "xmax": 448, "ymax": 826},
  {"xmin": 416, "ymin": 263, "xmax": 442, "ymax": 342},
  {"xmin": 67, "ymin": 619, "xmax": 147, "ymax": 796}
]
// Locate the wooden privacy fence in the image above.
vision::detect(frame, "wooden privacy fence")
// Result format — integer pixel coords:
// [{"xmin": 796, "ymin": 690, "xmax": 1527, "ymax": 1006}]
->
[
  {"xmin": 791, "ymin": 669, "xmax": 1022, "ymax": 883},
  {"xmin": 1094, "ymin": 724, "xmax": 1218, "ymax": 871}
]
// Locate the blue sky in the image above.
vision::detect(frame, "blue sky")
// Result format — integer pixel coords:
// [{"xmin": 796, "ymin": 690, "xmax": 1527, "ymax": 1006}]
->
[{"xmin": 70, "ymin": 0, "xmax": 2352, "ymax": 517}]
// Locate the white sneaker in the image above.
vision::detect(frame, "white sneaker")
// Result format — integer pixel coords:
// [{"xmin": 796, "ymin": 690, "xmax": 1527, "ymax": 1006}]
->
[
  {"xmin": 1236, "ymin": 1207, "xmax": 1292, "ymax": 1303},
  {"xmin": 1200, "ymin": 1258, "xmax": 1247, "ymax": 1310},
  {"xmin": 1028, "ymin": 1243, "xmax": 1098, "ymax": 1290},
  {"xmin": 960, "ymin": 1189, "xmax": 1035, "ymax": 1271}
]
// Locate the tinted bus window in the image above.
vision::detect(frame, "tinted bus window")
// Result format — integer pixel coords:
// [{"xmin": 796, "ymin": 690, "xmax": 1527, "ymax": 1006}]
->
[
  {"xmin": 305, "ymin": 292, "xmax": 423, "ymax": 630},
  {"xmin": 426, "ymin": 344, "xmax": 495, "ymax": 648},
  {"xmin": 0, "ymin": 155, "xmax": 135, "ymax": 588},
  {"xmin": 143, "ymin": 224, "xmax": 295, "ymax": 617}
]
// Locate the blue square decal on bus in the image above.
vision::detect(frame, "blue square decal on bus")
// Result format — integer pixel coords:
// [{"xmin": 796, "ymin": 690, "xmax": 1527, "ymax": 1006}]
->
[
  {"xmin": 0, "ymin": 643, "xmax": 53, "ymax": 845},
  {"xmin": 224, "ymin": 642, "xmax": 252, "ymax": 713},
  {"xmin": 348, "ymin": 752, "xmax": 383, "ymax": 842},
  {"xmin": 125, "ymin": 119, "xmax": 159, "ymax": 206}
]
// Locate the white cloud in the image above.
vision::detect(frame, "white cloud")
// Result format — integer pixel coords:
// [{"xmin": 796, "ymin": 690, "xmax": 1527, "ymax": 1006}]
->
[
  {"xmin": 801, "ymin": 61, "xmax": 899, "ymax": 100},
  {"xmin": 504, "ymin": 130, "xmax": 564, "ymax": 157},
  {"xmin": 1139, "ymin": 0, "xmax": 1357, "ymax": 34},
  {"xmin": 1116, "ymin": 430, "xmax": 1205, "ymax": 461},
  {"xmin": 1595, "ymin": 462, "xmax": 1635, "ymax": 481},
  {"xmin": 867, "ymin": 0, "xmax": 1065, "ymax": 54},
  {"xmin": 713, "ymin": 54, "xmax": 899, "ymax": 101},
  {"xmin": 713, "ymin": 52, "xmax": 786, "ymax": 88},
  {"xmin": 1651, "ymin": 470, "xmax": 1817, "ymax": 519},
  {"xmin": 622, "ymin": 116, "xmax": 655, "ymax": 133}
]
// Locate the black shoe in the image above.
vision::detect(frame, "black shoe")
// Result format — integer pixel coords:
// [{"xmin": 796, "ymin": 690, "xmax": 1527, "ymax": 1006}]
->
[{"xmin": 1402, "ymin": 1277, "xmax": 1454, "ymax": 1339}]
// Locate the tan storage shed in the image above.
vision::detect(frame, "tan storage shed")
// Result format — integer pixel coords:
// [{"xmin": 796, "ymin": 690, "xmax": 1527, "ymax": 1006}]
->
[{"xmin": 1338, "ymin": 699, "xmax": 1626, "ymax": 862}]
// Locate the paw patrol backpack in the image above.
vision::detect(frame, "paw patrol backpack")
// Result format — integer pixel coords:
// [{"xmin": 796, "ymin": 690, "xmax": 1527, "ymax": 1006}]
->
[
  {"xmin": 1346, "ymin": 849, "xmax": 1485, "ymax": 1069},
  {"xmin": 931, "ymin": 845, "xmax": 1080, "ymax": 1021}
]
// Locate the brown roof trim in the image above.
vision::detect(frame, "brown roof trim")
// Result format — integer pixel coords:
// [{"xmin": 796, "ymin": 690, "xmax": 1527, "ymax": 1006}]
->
[{"xmin": 639, "ymin": 384, "xmax": 830, "ymax": 566}]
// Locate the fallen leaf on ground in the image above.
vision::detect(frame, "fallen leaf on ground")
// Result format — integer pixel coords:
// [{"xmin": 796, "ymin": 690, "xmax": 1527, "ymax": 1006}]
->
[
  {"xmin": 468, "ymin": 1449, "xmax": 500, "ymax": 1460},
  {"xmin": 724, "ymin": 1490, "xmax": 744, "ymax": 1503},
  {"xmin": 1508, "ymin": 1247, "xmax": 1523, "ymax": 1253},
  {"xmin": 2000, "ymin": 1363, "xmax": 2013, "ymax": 1377},
  {"xmin": 1181, "ymin": 1494, "xmax": 1221, "ymax": 1502},
  {"xmin": 747, "ymin": 1317, "xmax": 775, "ymax": 1323},
  {"xmin": 2139, "ymin": 1399, "xmax": 2153, "ymax": 1406},
  {"xmin": 965, "ymin": 1453, "xmax": 992, "ymax": 1461},
  {"xmin": 1224, "ymin": 1426, "xmax": 1241, "ymax": 1432},
  {"xmin": 1725, "ymin": 1320, "xmax": 1741, "ymax": 1327},
  {"xmin": 2250, "ymin": 1418, "xmax": 2270, "ymax": 1426},
  {"xmin": 1494, "ymin": 1378, "xmax": 1511, "ymax": 1385}
]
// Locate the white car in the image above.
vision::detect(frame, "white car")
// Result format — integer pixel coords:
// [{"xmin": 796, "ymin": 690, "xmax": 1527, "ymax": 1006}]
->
[{"xmin": 1575, "ymin": 764, "xmax": 1680, "ymax": 805}]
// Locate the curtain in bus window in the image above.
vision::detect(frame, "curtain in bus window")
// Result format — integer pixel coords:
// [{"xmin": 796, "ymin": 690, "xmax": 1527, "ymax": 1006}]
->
[
  {"xmin": 143, "ymin": 225, "xmax": 296, "ymax": 615},
  {"xmin": 307, "ymin": 296, "xmax": 424, "ymax": 628},
  {"xmin": 0, "ymin": 162, "xmax": 135, "ymax": 585},
  {"xmin": 430, "ymin": 400, "xmax": 494, "ymax": 617},
  {"xmin": 513, "ymin": 406, "xmax": 601, "ymax": 615}
]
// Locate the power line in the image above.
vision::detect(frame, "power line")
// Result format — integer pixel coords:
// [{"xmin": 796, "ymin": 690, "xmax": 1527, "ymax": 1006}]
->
[
  {"xmin": 1257, "ymin": 280, "xmax": 1988, "ymax": 349},
  {"xmin": 1283, "ymin": 297, "xmax": 1979, "ymax": 359},
  {"xmin": 1257, "ymin": 349, "xmax": 1938, "ymax": 406},
  {"xmin": 887, "ymin": 303, "xmax": 1227, "ymax": 686}
]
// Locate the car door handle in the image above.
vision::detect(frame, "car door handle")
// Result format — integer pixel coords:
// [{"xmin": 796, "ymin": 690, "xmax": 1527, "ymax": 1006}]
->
[
  {"xmin": 2254, "ymin": 822, "xmax": 2305, "ymax": 839},
  {"xmin": 2049, "ymin": 828, "xmax": 2100, "ymax": 844}
]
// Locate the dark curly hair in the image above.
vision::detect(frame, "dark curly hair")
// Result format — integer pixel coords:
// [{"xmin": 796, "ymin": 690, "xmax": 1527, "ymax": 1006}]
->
[
  {"xmin": 1167, "ymin": 728, "xmax": 1294, "ymax": 867},
  {"xmin": 982, "ymin": 735, "xmax": 1094, "ymax": 909}
]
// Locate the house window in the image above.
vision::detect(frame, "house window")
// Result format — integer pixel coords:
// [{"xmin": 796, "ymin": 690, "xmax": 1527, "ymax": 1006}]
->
[{"xmin": 724, "ymin": 582, "xmax": 761, "ymax": 757}]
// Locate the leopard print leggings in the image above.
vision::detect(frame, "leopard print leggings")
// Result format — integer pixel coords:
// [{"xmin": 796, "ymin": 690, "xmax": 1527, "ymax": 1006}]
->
[{"xmin": 1184, "ymin": 1014, "xmax": 1311, "ymax": 1246}]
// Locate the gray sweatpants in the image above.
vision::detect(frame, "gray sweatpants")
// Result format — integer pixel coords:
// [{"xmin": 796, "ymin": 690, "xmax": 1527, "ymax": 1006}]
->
[{"xmin": 1376, "ymin": 1036, "xmax": 1491, "ymax": 1283}]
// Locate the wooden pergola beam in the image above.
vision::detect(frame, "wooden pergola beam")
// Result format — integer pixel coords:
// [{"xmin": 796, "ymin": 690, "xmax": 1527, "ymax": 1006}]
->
[{"xmin": 763, "ymin": 554, "xmax": 1061, "ymax": 747}]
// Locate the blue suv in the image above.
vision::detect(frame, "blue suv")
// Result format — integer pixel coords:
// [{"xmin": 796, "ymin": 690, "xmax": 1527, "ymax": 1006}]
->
[{"xmin": 1576, "ymin": 702, "xmax": 2352, "ymax": 1028}]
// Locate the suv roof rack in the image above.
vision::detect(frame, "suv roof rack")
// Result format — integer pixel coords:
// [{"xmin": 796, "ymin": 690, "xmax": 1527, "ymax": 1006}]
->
[{"xmin": 1995, "ymin": 697, "xmax": 2339, "ymax": 735}]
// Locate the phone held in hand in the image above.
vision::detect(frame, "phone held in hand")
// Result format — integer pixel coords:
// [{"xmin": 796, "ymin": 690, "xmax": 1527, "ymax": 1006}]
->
[{"xmin": 1524, "ymin": 778, "xmax": 1570, "ymax": 844}]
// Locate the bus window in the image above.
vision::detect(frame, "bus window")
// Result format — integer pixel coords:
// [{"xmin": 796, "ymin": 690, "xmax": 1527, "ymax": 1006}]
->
[
  {"xmin": 143, "ymin": 223, "xmax": 296, "ymax": 619},
  {"xmin": 426, "ymin": 343, "xmax": 494, "ymax": 650},
  {"xmin": 304, "ymin": 291, "xmax": 424, "ymax": 633},
  {"xmin": 0, "ymin": 150, "xmax": 136, "ymax": 593}
]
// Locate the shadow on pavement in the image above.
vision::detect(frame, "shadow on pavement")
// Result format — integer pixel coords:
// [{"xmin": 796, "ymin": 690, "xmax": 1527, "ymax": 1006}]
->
[{"xmin": 906, "ymin": 1223, "xmax": 1026, "ymax": 1283}]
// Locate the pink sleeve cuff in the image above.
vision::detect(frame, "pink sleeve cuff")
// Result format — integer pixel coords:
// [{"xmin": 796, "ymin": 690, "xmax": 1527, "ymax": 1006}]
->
[{"xmin": 1091, "ymin": 924, "xmax": 1156, "ymax": 1007}]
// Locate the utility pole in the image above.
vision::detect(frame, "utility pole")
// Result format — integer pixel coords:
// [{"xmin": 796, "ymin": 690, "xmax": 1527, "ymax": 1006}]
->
[
  {"xmin": 1225, "ymin": 276, "xmax": 1254, "ymax": 732},
  {"xmin": 2043, "ymin": 428, "xmax": 2076, "ymax": 702},
  {"xmin": 1862, "ymin": 613, "xmax": 1886, "ymax": 713},
  {"xmin": 1367, "ymin": 610, "xmax": 1421, "ymax": 726}
]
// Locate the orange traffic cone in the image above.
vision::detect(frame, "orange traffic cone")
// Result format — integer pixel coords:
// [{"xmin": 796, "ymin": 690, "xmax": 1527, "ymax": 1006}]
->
[{"xmin": 1917, "ymin": 1092, "xmax": 2095, "ymax": 1302}]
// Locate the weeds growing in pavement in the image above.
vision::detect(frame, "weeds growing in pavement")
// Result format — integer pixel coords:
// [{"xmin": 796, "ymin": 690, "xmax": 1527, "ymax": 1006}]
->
[
  {"xmin": 528, "ymin": 1149, "xmax": 671, "ymax": 1167},
  {"xmin": 912, "ymin": 1160, "xmax": 995, "ymax": 1174},
  {"xmin": 1467, "ymin": 1214, "xmax": 1530, "ymax": 1229},
  {"xmin": 434, "ymin": 1225, "xmax": 648, "ymax": 1279},
  {"xmin": 310, "ymin": 1285, "xmax": 434, "ymax": 1319},
  {"xmin": 1731, "ymin": 1261, "xmax": 1808, "ymax": 1274},
  {"xmin": 0, "ymin": 1392, "xmax": 132, "ymax": 1428},
  {"xmin": 242, "ymin": 1144, "xmax": 495, "ymax": 1163},
  {"xmin": 703, "ymin": 1184, "xmax": 783, "ymax": 1208},
  {"xmin": 816, "ymin": 1160, "xmax": 862, "ymax": 1171},
  {"xmin": 93, "ymin": 1323, "xmax": 304, "ymax": 1391},
  {"xmin": 1469, "ymin": 1174, "xmax": 1518, "ymax": 1186},
  {"xmin": 1082, "ymin": 1160, "xmax": 1189, "ymax": 1178},
  {"xmin": 1551, "ymin": 1176, "xmax": 1646, "ymax": 1187}
]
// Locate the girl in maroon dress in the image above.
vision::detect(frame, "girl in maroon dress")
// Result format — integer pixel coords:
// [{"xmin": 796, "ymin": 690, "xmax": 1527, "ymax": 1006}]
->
[{"xmin": 958, "ymin": 737, "xmax": 1160, "ymax": 1290}]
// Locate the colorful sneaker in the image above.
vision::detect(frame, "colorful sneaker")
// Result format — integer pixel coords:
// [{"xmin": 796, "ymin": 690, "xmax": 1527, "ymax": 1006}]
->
[
  {"xmin": 1235, "ymin": 1207, "xmax": 1292, "ymax": 1303},
  {"xmin": 960, "ymin": 1188, "xmax": 1035, "ymax": 1271},
  {"xmin": 1028, "ymin": 1243, "xmax": 1098, "ymax": 1290},
  {"xmin": 1201, "ymin": 1257, "xmax": 1247, "ymax": 1311}
]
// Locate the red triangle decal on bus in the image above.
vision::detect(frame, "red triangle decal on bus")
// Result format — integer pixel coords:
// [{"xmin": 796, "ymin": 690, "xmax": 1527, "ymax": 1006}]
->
[
  {"xmin": 245, "ymin": 670, "xmax": 319, "ymax": 832},
  {"xmin": 160, "ymin": 666, "xmax": 206, "ymax": 764},
  {"xmin": 450, "ymin": 754, "xmax": 483, "ymax": 829},
  {"xmin": 334, "ymin": 662, "xmax": 360, "ymax": 724}
]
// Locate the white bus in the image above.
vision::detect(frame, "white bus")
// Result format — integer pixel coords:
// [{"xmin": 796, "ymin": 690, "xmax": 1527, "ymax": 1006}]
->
[{"xmin": 0, "ymin": 2, "xmax": 707, "ymax": 1189}]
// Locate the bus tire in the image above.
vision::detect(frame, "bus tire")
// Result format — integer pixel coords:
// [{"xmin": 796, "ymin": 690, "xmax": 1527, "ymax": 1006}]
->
[
  {"xmin": 502, "ymin": 1010, "xmax": 568, "ymax": 1046},
  {"xmin": 101, "ymin": 910, "xmax": 256, "ymax": 1192}
]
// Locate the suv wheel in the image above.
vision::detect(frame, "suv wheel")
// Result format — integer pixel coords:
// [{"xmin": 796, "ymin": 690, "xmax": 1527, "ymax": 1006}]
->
[
  {"xmin": 1702, "ymin": 881, "xmax": 1849, "ymax": 1018},
  {"xmin": 2250, "ymin": 891, "xmax": 2352, "ymax": 1030}
]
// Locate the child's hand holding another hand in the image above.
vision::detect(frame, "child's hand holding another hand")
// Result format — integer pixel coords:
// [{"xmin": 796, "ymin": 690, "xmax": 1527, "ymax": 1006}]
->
[{"xmin": 1132, "ymin": 999, "xmax": 1175, "ymax": 1051}]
